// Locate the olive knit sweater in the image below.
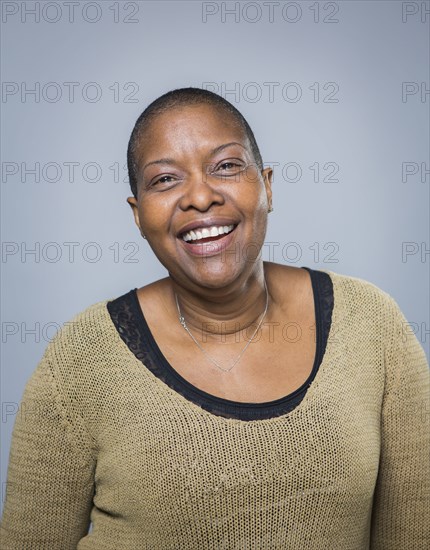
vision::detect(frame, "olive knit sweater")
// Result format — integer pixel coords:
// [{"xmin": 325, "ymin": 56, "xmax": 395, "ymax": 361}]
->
[{"xmin": 1, "ymin": 269, "xmax": 429, "ymax": 549}]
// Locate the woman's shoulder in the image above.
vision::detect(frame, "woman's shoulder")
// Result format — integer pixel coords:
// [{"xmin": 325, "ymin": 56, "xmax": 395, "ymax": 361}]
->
[
  {"xmin": 43, "ymin": 295, "xmax": 122, "ymax": 364},
  {"xmin": 316, "ymin": 268, "xmax": 412, "ymax": 346},
  {"xmin": 319, "ymin": 267, "xmax": 396, "ymax": 307},
  {"xmin": 23, "ymin": 295, "xmax": 127, "ymax": 410},
  {"xmin": 266, "ymin": 262, "xmax": 396, "ymax": 306},
  {"xmin": 266, "ymin": 262, "xmax": 403, "ymax": 333}
]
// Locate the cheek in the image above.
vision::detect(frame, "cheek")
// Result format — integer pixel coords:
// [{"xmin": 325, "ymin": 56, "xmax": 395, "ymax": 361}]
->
[
  {"xmin": 246, "ymin": 190, "xmax": 268, "ymax": 228},
  {"xmin": 138, "ymin": 196, "xmax": 175, "ymax": 236},
  {"xmin": 242, "ymin": 185, "xmax": 267, "ymax": 213},
  {"xmin": 240, "ymin": 171, "xmax": 266, "ymax": 204}
]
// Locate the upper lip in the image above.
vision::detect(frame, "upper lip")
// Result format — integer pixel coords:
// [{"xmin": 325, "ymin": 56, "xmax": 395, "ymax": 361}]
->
[{"xmin": 177, "ymin": 218, "xmax": 238, "ymax": 237}]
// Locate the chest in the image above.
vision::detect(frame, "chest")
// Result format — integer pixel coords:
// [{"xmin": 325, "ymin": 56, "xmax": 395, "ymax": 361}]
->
[{"xmin": 153, "ymin": 316, "xmax": 317, "ymax": 403}]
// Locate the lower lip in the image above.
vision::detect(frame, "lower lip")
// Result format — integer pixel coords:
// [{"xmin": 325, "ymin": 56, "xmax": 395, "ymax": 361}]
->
[{"xmin": 178, "ymin": 226, "xmax": 238, "ymax": 257}]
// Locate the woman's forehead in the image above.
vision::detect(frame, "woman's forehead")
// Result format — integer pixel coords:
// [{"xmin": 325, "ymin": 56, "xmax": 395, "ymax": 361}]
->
[
  {"xmin": 136, "ymin": 104, "xmax": 249, "ymax": 156},
  {"xmin": 148, "ymin": 103, "xmax": 242, "ymax": 134}
]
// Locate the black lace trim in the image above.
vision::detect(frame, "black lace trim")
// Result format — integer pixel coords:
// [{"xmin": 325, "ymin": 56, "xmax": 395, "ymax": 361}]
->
[{"xmin": 106, "ymin": 267, "xmax": 334, "ymax": 421}]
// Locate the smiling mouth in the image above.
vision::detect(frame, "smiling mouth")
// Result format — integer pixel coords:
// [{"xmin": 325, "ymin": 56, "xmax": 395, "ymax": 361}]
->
[{"xmin": 180, "ymin": 224, "xmax": 237, "ymax": 243}]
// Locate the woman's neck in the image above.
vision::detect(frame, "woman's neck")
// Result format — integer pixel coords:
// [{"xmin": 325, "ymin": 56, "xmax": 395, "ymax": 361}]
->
[{"xmin": 167, "ymin": 262, "xmax": 272, "ymax": 341}]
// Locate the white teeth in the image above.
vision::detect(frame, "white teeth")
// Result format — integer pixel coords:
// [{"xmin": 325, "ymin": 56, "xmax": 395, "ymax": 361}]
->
[{"xmin": 181, "ymin": 224, "xmax": 235, "ymax": 242}]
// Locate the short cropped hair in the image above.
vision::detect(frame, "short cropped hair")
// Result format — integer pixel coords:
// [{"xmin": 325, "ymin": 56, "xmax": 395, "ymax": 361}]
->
[{"xmin": 127, "ymin": 87, "xmax": 264, "ymax": 198}]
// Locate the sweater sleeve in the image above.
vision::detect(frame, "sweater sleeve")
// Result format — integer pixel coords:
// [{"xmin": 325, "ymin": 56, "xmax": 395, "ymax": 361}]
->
[
  {"xmin": 0, "ymin": 347, "xmax": 97, "ymax": 549},
  {"xmin": 370, "ymin": 297, "xmax": 430, "ymax": 549}
]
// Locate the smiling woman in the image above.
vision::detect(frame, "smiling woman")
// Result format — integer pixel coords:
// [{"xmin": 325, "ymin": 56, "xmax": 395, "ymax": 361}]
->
[
  {"xmin": 1, "ymin": 87, "xmax": 429, "ymax": 549},
  {"xmin": 126, "ymin": 94, "xmax": 272, "ymax": 294}
]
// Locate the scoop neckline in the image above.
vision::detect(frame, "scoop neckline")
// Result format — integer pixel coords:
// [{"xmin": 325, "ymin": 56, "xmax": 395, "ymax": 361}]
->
[{"xmin": 127, "ymin": 266, "xmax": 328, "ymax": 412}]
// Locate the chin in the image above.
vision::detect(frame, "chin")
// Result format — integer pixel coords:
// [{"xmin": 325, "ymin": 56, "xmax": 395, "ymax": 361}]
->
[{"xmin": 186, "ymin": 261, "xmax": 248, "ymax": 290}]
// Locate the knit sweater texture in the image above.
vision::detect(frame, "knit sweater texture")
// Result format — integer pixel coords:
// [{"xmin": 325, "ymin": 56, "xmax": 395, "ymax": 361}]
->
[{"xmin": 1, "ymin": 269, "xmax": 429, "ymax": 549}]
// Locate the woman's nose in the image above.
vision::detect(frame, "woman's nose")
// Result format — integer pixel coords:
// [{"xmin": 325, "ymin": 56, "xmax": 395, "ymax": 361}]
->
[{"xmin": 178, "ymin": 171, "xmax": 225, "ymax": 212}]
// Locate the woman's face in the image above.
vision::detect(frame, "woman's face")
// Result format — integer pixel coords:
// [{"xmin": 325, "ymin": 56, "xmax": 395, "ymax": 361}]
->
[{"xmin": 127, "ymin": 103, "xmax": 273, "ymax": 290}]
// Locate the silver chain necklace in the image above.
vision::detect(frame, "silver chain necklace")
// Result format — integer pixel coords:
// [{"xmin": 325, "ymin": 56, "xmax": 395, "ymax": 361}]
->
[{"xmin": 174, "ymin": 280, "xmax": 269, "ymax": 373}]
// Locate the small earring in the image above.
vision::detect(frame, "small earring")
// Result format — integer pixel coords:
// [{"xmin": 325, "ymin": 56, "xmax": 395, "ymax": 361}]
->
[
  {"xmin": 268, "ymin": 206, "xmax": 273, "ymax": 213},
  {"xmin": 142, "ymin": 234, "xmax": 147, "ymax": 239}
]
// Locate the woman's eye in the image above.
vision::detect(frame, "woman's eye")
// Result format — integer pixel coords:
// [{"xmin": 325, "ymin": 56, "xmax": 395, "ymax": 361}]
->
[
  {"xmin": 216, "ymin": 161, "xmax": 243, "ymax": 172},
  {"xmin": 152, "ymin": 175, "xmax": 176, "ymax": 186}
]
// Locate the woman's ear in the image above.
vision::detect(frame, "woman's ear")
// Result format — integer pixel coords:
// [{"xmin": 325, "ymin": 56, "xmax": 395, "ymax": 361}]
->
[
  {"xmin": 126, "ymin": 197, "xmax": 146, "ymax": 239},
  {"xmin": 261, "ymin": 167, "xmax": 273, "ymax": 210}
]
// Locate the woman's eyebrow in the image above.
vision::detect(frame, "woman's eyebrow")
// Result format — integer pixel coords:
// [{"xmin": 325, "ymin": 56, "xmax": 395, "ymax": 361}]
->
[
  {"xmin": 142, "ymin": 142, "xmax": 247, "ymax": 173},
  {"xmin": 142, "ymin": 158, "xmax": 175, "ymax": 173},
  {"xmin": 210, "ymin": 142, "xmax": 247, "ymax": 155}
]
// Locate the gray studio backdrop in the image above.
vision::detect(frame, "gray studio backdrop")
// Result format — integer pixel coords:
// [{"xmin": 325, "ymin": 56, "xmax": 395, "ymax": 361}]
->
[{"xmin": 1, "ymin": 0, "xmax": 429, "ymax": 517}]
